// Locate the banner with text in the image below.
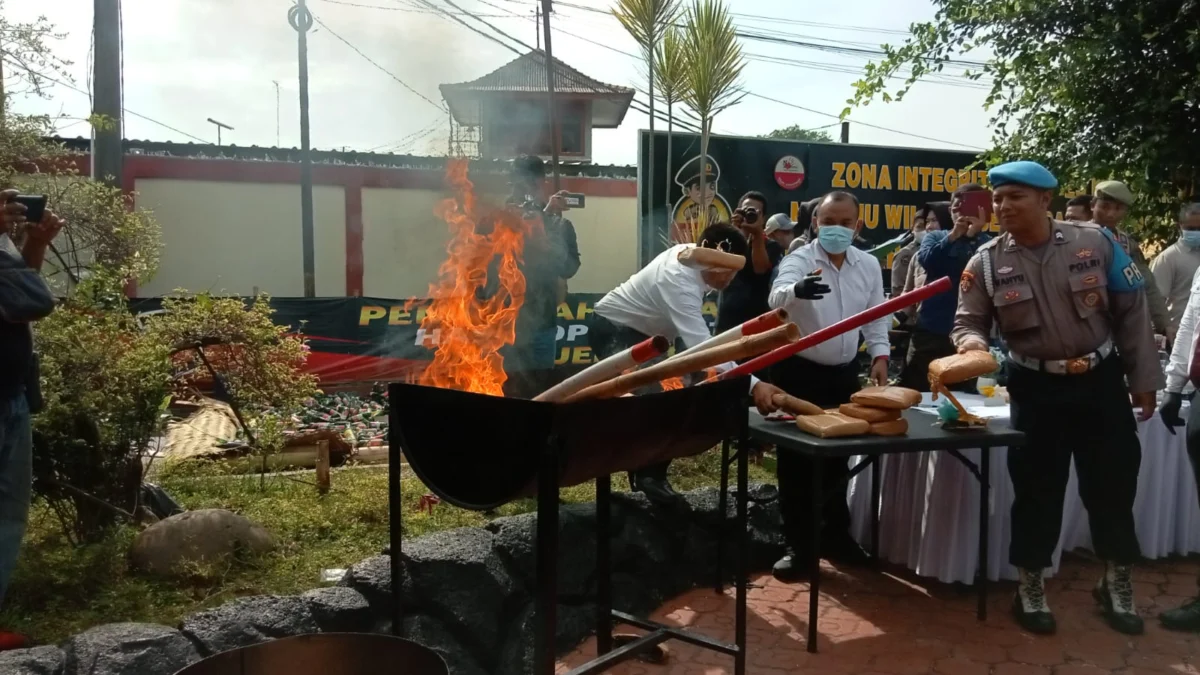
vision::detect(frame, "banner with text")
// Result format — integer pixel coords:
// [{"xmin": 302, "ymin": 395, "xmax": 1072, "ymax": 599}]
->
[{"xmin": 131, "ymin": 295, "xmax": 722, "ymax": 385}]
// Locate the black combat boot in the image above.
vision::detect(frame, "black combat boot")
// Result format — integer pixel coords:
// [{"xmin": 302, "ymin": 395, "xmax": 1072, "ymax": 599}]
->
[
  {"xmin": 1094, "ymin": 563, "xmax": 1144, "ymax": 635},
  {"xmin": 772, "ymin": 547, "xmax": 809, "ymax": 583},
  {"xmin": 1013, "ymin": 568, "xmax": 1056, "ymax": 635},
  {"xmin": 1160, "ymin": 597, "xmax": 1200, "ymax": 631}
]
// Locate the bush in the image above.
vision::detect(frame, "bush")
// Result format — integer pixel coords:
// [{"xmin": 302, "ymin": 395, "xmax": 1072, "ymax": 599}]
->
[{"xmin": 33, "ymin": 276, "xmax": 174, "ymax": 543}]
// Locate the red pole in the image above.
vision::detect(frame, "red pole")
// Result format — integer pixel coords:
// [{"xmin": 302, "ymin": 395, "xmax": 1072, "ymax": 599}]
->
[{"xmin": 719, "ymin": 276, "xmax": 954, "ymax": 380}]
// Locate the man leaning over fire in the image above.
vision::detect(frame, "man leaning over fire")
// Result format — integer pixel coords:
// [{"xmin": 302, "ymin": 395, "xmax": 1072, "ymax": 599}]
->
[
  {"xmin": 953, "ymin": 160, "xmax": 1161, "ymax": 637},
  {"xmin": 592, "ymin": 223, "xmax": 786, "ymax": 505}
]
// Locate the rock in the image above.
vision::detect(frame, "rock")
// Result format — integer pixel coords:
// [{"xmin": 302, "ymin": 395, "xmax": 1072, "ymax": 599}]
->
[
  {"xmin": 62, "ymin": 623, "xmax": 199, "ymax": 675},
  {"xmin": 738, "ymin": 481, "xmax": 780, "ymax": 504},
  {"xmin": 495, "ymin": 603, "xmax": 596, "ymax": 675},
  {"xmin": 302, "ymin": 586, "xmax": 373, "ymax": 633},
  {"xmin": 130, "ymin": 509, "xmax": 275, "ymax": 577},
  {"xmin": 402, "ymin": 528, "xmax": 517, "ymax": 659},
  {"xmin": 339, "ymin": 555, "xmax": 406, "ymax": 614},
  {"xmin": 682, "ymin": 486, "xmax": 736, "ymax": 528},
  {"xmin": 401, "ymin": 614, "xmax": 486, "ymax": 675},
  {"xmin": 0, "ymin": 646, "xmax": 65, "ymax": 675},
  {"xmin": 610, "ymin": 492, "xmax": 679, "ymax": 575},
  {"xmin": 487, "ymin": 502, "xmax": 613, "ymax": 601},
  {"xmin": 179, "ymin": 595, "xmax": 319, "ymax": 656}
]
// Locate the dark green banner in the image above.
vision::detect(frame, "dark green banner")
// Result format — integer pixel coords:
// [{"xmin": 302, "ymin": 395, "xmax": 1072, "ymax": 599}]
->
[{"xmin": 636, "ymin": 130, "xmax": 984, "ymax": 271}]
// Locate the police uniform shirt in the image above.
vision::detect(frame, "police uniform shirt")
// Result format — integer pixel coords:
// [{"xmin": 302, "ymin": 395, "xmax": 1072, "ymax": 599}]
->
[
  {"xmin": 952, "ymin": 220, "xmax": 1164, "ymax": 394},
  {"xmin": 891, "ymin": 240, "xmax": 919, "ymax": 294},
  {"xmin": 1164, "ymin": 266, "xmax": 1200, "ymax": 394},
  {"xmin": 768, "ymin": 240, "xmax": 891, "ymax": 366}
]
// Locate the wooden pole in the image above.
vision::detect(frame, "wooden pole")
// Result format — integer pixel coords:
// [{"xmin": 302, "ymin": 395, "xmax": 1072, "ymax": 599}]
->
[
  {"xmin": 315, "ymin": 440, "xmax": 331, "ymax": 495},
  {"xmin": 540, "ymin": 0, "xmax": 561, "ymax": 192}
]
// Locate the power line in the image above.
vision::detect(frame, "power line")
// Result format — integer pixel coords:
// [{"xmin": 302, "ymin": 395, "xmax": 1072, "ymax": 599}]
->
[
  {"xmin": 316, "ymin": 0, "xmax": 511, "ymax": 14},
  {"xmin": 745, "ymin": 91, "xmax": 984, "ymax": 150},
  {"xmin": 4, "ymin": 60, "xmax": 209, "ymax": 142},
  {"xmin": 308, "ymin": 13, "xmax": 447, "ymax": 112}
]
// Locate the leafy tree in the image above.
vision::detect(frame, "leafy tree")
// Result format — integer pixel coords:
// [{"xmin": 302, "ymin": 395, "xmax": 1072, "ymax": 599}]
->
[
  {"xmin": 654, "ymin": 27, "xmax": 687, "ymax": 209},
  {"xmin": 849, "ymin": 0, "xmax": 1200, "ymax": 247},
  {"xmin": 762, "ymin": 124, "xmax": 834, "ymax": 143},
  {"xmin": 680, "ymin": 0, "xmax": 745, "ymax": 228}
]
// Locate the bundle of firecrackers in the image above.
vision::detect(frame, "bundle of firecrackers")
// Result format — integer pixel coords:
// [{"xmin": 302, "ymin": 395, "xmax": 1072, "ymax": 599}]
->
[{"xmin": 287, "ymin": 384, "xmax": 390, "ymax": 450}]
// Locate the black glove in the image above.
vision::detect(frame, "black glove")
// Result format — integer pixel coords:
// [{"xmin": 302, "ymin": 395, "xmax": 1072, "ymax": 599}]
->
[
  {"xmin": 793, "ymin": 273, "xmax": 830, "ymax": 300},
  {"xmin": 1160, "ymin": 391, "xmax": 1185, "ymax": 435}
]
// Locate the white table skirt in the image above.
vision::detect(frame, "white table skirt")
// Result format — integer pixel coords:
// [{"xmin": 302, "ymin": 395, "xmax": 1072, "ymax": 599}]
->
[{"xmin": 845, "ymin": 397, "xmax": 1199, "ymax": 583}]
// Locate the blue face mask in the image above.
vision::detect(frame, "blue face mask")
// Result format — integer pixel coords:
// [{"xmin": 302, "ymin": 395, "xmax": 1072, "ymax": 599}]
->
[
  {"xmin": 818, "ymin": 225, "xmax": 855, "ymax": 254},
  {"xmin": 1182, "ymin": 230, "xmax": 1200, "ymax": 249}
]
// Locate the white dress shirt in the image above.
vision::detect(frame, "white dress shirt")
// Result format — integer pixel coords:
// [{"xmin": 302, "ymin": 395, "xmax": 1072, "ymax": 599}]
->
[
  {"xmin": 595, "ymin": 243, "xmax": 759, "ymax": 388},
  {"xmin": 768, "ymin": 240, "xmax": 890, "ymax": 366},
  {"xmin": 1165, "ymin": 266, "xmax": 1200, "ymax": 394}
]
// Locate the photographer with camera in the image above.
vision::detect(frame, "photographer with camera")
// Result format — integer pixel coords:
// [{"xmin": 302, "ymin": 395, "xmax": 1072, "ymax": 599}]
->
[
  {"xmin": 715, "ymin": 191, "xmax": 785, "ymax": 335},
  {"xmin": 499, "ymin": 155, "xmax": 581, "ymax": 398},
  {"xmin": 0, "ymin": 189, "xmax": 62, "ymax": 650}
]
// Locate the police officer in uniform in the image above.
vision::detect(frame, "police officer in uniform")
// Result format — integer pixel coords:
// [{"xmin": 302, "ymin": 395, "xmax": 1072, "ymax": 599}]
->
[
  {"xmin": 674, "ymin": 155, "xmax": 724, "ymax": 227},
  {"xmin": 953, "ymin": 161, "xmax": 1163, "ymax": 637},
  {"xmin": 1090, "ymin": 180, "xmax": 1172, "ymax": 339}
]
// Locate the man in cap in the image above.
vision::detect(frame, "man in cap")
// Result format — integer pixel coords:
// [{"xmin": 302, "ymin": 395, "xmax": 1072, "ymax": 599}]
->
[
  {"xmin": 1091, "ymin": 180, "xmax": 1172, "ymax": 339},
  {"xmin": 954, "ymin": 161, "xmax": 1162, "ymax": 636},
  {"xmin": 674, "ymin": 154, "xmax": 724, "ymax": 228},
  {"xmin": 764, "ymin": 213, "xmax": 797, "ymax": 250}
]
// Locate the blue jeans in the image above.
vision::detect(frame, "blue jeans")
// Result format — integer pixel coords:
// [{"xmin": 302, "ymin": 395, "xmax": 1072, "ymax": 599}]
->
[{"xmin": 0, "ymin": 394, "xmax": 31, "ymax": 609}]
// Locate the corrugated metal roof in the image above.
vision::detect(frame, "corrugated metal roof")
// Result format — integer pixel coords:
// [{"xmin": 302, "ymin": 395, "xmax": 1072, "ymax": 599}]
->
[{"xmin": 439, "ymin": 50, "xmax": 635, "ymax": 95}]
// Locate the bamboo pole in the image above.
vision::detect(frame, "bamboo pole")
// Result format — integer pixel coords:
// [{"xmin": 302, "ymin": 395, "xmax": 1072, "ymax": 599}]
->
[
  {"xmin": 663, "ymin": 308, "xmax": 787, "ymax": 364},
  {"xmin": 534, "ymin": 335, "xmax": 670, "ymax": 402},
  {"xmin": 564, "ymin": 323, "xmax": 799, "ymax": 402},
  {"xmin": 676, "ymin": 246, "xmax": 745, "ymax": 271}
]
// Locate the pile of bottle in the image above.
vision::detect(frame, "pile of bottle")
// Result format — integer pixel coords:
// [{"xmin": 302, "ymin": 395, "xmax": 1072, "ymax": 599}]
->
[{"xmin": 292, "ymin": 384, "xmax": 390, "ymax": 449}]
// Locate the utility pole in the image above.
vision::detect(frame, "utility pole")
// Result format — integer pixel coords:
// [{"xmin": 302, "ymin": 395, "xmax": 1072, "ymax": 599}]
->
[
  {"xmin": 540, "ymin": 0, "xmax": 560, "ymax": 192},
  {"xmin": 92, "ymin": 0, "xmax": 124, "ymax": 188},
  {"xmin": 289, "ymin": 0, "xmax": 317, "ymax": 298},
  {"xmin": 840, "ymin": 121, "xmax": 850, "ymax": 144},
  {"xmin": 206, "ymin": 118, "xmax": 233, "ymax": 146},
  {"xmin": 535, "ymin": 4, "xmax": 541, "ymax": 50},
  {"xmin": 272, "ymin": 80, "xmax": 281, "ymax": 146}
]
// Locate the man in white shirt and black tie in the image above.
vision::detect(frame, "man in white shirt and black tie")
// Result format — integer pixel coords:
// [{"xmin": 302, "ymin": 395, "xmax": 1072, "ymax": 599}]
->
[
  {"xmin": 593, "ymin": 222, "xmax": 786, "ymax": 504},
  {"xmin": 767, "ymin": 190, "xmax": 891, "ymax": 580}
]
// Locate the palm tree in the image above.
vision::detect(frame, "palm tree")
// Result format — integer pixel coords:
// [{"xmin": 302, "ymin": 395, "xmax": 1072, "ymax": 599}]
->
[
  {"xmin": 680, "ymin": 0, "xmax": 744, "ymax": 228},
  {"xmin": 613, "ymin": 0, "xmax": 681, "ymax": 217},
  {"xmin": 655, "ymin": 27, "xmax": 687, "ymax": 213}
]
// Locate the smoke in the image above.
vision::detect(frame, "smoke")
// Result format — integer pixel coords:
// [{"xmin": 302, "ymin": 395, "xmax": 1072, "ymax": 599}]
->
[{"xmin": 111, "ymin": 0, "xmax": 518, "ymax": 150}]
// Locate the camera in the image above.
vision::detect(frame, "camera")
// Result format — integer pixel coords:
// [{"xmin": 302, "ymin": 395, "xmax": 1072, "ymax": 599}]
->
[{"xmin": 735, "ymin": 206, "xmax": 760, "ymax": 225}]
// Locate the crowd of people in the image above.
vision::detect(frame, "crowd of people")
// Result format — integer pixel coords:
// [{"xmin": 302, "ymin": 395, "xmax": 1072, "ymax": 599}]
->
[
  {"xmin": 586, "ymin": 160, "xmax": 1200, "ymax": 639},
  {"xmin": 5, "ymin": 154, "xmax": 1200, "ymax": 649}
]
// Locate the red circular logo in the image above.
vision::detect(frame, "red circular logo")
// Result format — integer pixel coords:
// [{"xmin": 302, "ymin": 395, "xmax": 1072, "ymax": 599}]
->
[{"xmin": 774, "ymin": 155, "xmax": 806, "ymax": 190}]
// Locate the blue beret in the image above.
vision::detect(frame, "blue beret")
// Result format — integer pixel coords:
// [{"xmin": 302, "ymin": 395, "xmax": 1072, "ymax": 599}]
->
[{"xmin": 987, "ymin": 161, "xmax": 1058, "ymax": 190}]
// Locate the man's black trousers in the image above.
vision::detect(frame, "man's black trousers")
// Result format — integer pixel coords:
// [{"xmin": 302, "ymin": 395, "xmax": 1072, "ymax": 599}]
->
[
  {"xmin": 769, "ymin": 355, "xmax": 861, "ymax": 550},
  {"xmin": 588, "ymin": 315, "xmax": 670, "ymax": 483},
  {"xmin": 1006, "ymin": 354, "xmax": 1142, "ymax": 569}
]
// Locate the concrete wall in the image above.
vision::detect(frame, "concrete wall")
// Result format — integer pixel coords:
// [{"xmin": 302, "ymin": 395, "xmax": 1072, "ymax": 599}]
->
[
  {"xmin": 132, "ymin": 175, "xmax": 636, "ymax": 299},
  {"xmin": 135, "ymin": 180, "xmax": 348, "ymax": 297}
]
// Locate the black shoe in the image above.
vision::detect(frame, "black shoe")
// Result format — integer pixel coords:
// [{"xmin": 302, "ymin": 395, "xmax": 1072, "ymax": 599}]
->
[
  {"xmin": 1011, "ymin": 594, "xmax": 1056, "ymax": 635},
  {"xmin": 1094, "ymin": 567, "xmax": 1144, "ymax": 636},
  {"xmin": 824, "ymin": 534, "xmax": 871, "ymax": 567},
  {"xmin": 632, "ymin": 475, "xmax": 681, "ymax": 507},
  {"xmin": 1013, "ymin": 569, "xmax": 1056, "ymax": 635},
  {"xmin": 1160, "ymin": 597, "xmax": 1200, "ymax": 631},
  {"xmin": 772, "ymin": 549, "xmax": 808, "ymax": 583}
]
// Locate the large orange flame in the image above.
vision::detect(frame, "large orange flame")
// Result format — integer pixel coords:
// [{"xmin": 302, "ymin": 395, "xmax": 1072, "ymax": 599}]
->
[{"xmin": 411, "ymin": 159, "xmax": 532, "ymax": 395}]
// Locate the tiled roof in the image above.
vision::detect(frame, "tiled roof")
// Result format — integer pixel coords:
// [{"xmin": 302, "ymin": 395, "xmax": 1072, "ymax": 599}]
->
[{"xmin": 439, "ymin": 50, "xmax": 634, "ymax": 95}]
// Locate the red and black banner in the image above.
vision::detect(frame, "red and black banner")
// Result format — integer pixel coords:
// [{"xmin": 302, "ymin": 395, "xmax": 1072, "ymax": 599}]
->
[{"xmin": 132, "ymin": 295, "xmax": 724, "ymax": 385}]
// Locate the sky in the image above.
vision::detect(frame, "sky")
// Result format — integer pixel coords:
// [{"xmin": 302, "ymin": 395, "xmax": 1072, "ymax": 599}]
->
[{"xmin": 10, "ymin": 0, "xmax": 995, "ymax": 167}]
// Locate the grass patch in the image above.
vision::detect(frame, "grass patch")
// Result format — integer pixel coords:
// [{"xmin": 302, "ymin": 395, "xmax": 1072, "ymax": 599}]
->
[{"xmin": 0, "ymin": 451, "xmax": 772, "ymax": 644}]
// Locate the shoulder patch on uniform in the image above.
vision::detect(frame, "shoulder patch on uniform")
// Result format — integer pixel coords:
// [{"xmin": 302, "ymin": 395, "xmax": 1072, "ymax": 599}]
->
[
  {"xmin": 960, "ymin": 270, "xmax": 975, "ymax": 293},
  {"xmin": 1097, "ymin": 227, "xmax": 1145, "ymax": 292}
]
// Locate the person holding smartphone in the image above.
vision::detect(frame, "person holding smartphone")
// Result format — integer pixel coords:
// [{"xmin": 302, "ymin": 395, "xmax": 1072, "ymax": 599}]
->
[
  {"xmin": 905, "ymin": 184, "xmax": 993, "ymax": 390},
  {"xmin": 0, "ymin": 189, "xmax": 63, "ymax": 650}
]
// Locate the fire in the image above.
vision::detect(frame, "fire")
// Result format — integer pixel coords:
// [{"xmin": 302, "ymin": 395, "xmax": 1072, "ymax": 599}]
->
[
  {"xmin": 660, "ymin": 377, "xmax": 685, "ymax": 391},
  {"xmin": 412, "ymin": 159, "xmax": 533, "ymax": 395}
]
